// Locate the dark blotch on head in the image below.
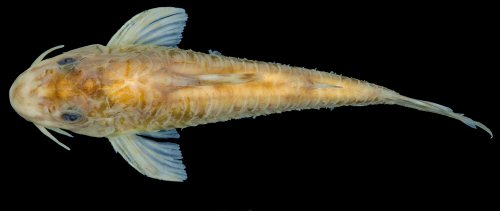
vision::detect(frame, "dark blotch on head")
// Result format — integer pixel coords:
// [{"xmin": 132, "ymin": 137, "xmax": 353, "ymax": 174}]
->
[{"xmin": 57, "ymin": 57, "xmax": 76, "ymax": 66}]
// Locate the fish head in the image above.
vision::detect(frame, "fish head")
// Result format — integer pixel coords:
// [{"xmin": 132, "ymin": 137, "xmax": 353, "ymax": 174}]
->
[{"xmin": 9, "ymin": 45, "xmax": 115, "ymax": 149}]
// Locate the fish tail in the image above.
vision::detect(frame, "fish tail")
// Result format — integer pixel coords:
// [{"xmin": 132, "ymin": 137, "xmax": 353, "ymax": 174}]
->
[{"xmin": 383, "ymin": 92, "xmax": 492, "ymax": 138}]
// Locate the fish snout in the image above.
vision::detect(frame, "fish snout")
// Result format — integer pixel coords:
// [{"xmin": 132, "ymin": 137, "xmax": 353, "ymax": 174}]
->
[{"xmin": 9, "ymin": 70, "xmax": 47, "ymax": 122}]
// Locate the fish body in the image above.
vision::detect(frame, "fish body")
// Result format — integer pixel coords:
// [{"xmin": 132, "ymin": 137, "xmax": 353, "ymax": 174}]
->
[
  {"xmin": 15, "ymin": 44, "xmax": 392, "ymax": 136},
  {"xmin": 9, "ymin": 7, "xmax": 492, "ymax": 182}
]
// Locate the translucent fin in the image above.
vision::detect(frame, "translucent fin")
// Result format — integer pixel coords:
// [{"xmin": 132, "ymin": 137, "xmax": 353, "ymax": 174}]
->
[
  {"xmin": 387, "ymin": 94, "xmax": 493, "ymax": 138},
  {"xmin": 107, "ymin": 7, "xmax": 188, "ymax": 47},
  {"xmin": 34, "ymin": 124, "xmax": 70, "ymax": 150},
  {"xmin": 109, "ymin": 134, "xmax": 186, "ymax": 182},
  {"xmin": 208, "ymin": 49, "xmax": 222, "ymax": 55},
  {"xmin": 138, "ymin": 129, "xmax": 180, "ymax": 139},
  {"xmin": 31, "ymin": 45, "xmax": 64, "ymax": 66}
]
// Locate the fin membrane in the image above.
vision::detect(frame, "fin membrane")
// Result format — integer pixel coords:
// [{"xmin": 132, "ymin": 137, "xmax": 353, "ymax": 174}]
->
[
  {"xmin": 109, "ymin": 132, "xmax": 186, "ymax": 182},
  {"xmin": 107, "ymin": 7, "xmax": 188, "ymax": 47},
  {"xmin": 389, "ymin": 94, "xmax": 493, "ymax": 138}
]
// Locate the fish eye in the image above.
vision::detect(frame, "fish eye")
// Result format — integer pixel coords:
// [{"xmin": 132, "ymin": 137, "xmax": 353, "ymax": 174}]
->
[
  {"xmin": 61, "ymin": 112, "xmax": 82, "ymax": 122},
  {"xmin": 57, "ymin": 57, "xmax": 77, "ymax": 66}
]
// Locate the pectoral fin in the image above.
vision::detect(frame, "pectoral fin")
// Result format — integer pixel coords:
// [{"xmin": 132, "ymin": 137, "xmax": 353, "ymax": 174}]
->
[
  {"xmin": 108, "ymin": 131, "xmax": 186, "ymax": 182},
  {"xmin": 107, "ymin": 7, "xmax": 188, "ymax": 47}
]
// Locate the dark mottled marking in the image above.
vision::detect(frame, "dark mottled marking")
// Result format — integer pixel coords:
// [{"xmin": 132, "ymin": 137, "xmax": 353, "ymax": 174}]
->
[
  {"xmin": 241, "ymin": 73, "xmax": 257, "ymax": 82},
  {"xmin": 12, "ymin": 83, "xmax": 24, "ymax": 98},
  {"xmin": 186, "ymin": 51, "xmax": 196, "ymax": 61}
]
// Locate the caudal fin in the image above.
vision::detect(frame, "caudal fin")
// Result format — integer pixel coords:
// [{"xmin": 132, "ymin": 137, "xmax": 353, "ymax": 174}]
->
[{"xmin": 386, "ymin": 94, "xmax": 492, "ymax": 138}]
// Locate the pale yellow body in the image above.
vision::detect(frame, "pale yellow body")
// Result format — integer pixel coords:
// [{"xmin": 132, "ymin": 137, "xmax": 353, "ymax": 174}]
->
[
  {"xmin": 11, "ymin": 44, "xmax": 395, "ymax": 138},
  {"xmin": 103, "ymin": 45, "xmax": 392, "ymax": 133}
]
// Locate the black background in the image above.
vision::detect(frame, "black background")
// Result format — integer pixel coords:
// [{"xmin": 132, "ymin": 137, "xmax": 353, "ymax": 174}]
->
[{"xmin": 1, "ymin": 0, "xmax": 497, "ymax": 208}]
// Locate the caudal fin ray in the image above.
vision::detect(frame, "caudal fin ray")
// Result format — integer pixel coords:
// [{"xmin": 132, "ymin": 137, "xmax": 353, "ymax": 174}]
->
[{"xmin": 386, "ymin": 94, "xmax": 492, "ymax": 138}]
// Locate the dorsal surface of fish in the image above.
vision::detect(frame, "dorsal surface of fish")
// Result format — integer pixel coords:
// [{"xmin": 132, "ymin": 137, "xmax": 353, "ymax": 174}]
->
[{"xmin": 8, "ymin": 7, "xmax": 492, "ymax": 182}]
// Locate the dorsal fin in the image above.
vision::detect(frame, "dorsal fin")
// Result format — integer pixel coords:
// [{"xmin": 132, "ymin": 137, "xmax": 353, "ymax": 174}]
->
[{"xmin": 107, "ymin": 7, "xmax": 188, "ymax": 47}]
